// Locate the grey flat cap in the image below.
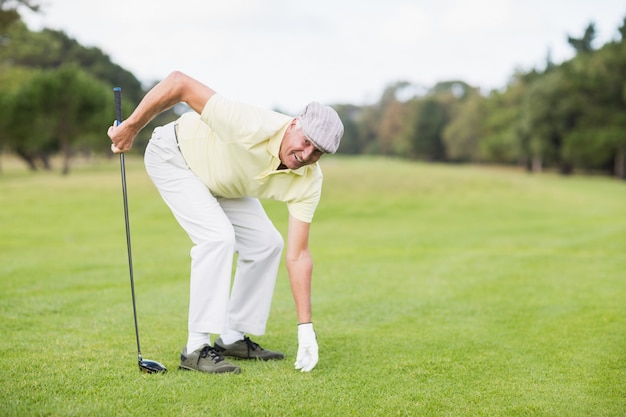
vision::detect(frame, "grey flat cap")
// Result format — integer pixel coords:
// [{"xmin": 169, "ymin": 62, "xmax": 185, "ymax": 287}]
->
[{"xmin": 297, "ymin": 102, "xmax": 344, "ymax": 154}]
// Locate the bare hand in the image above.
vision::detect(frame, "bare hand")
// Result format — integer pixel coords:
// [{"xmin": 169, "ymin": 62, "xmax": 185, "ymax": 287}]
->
[{"xmin": 107, "ymin": 121, "xmax": 136, "ymax": 153}]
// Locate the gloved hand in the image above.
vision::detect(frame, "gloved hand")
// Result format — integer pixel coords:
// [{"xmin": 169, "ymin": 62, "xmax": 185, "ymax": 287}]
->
[{"xmin": 295, "ymin": 322, "xmax": 318, "ymax": 372}]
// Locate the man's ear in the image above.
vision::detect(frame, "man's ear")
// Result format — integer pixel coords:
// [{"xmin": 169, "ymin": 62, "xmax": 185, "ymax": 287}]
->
[{"xmin": 287, "ymin": 118, "xmax": 298, "ymax": 132}]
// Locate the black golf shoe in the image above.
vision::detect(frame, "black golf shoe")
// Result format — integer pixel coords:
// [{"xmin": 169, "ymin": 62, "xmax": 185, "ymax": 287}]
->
[
  {"xmin": 179, "ymin": 344, "xmax": 241, "ymax": 374},
  {"xmin": 214, "ymin": 336, "xmax": 285, "ymax": 361}
]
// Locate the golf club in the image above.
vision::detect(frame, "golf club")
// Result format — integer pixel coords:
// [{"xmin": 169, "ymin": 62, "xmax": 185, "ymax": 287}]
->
[{"xmin": 114, "ymin": 87, "xmax": 167, "ymax": 374}]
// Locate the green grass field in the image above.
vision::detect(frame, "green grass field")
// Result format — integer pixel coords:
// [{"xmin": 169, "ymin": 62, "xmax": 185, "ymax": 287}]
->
[{"xmin": 1, "ymin": 155, "xmax": 624, "ymax": 416}]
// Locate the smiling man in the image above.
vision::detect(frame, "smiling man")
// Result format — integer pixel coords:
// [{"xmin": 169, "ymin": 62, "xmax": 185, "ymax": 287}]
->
[{"xmin": 107, "ymin": 71, "xmax": 344, "ymax": 375}]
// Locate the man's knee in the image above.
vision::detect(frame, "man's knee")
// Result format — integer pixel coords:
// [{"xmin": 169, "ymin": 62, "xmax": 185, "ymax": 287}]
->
[
  {"xmin": 239, "ymin": 226, "xmax": 283, "ymax": 260},
  {"xmin": 266, "ymin": 227, "xmax": 284, "ymax": 255},
  {"xmin": 193, "ymin": 225, "xmax": 236, "ymax": 255}
]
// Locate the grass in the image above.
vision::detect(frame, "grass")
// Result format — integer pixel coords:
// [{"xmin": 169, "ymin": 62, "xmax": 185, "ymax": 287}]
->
[{"xmin": 0, "ymin": 154, "xmax": 624, "ymax": 416}]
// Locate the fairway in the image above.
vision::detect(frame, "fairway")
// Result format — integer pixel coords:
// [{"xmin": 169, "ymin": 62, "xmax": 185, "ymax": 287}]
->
[{"xmin": 1, "ymin": 155, "xmax": 624, "ymax": 416}]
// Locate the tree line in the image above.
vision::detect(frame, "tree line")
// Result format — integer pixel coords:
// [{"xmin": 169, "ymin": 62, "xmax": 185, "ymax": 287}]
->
[
  {"xmin": 0, "ymin": 0, "xmax": 173, "ymax": 174},
  {"xmin": 1, "ymin": 1, "xmax": 625, "ymax": 178},
  {"xmin": 335, "ymin": 20, "xmax": 626, "ymax": 179}
]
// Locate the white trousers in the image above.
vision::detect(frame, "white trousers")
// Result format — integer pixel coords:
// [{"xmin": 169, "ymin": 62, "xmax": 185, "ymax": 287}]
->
[{"xmin": 144, "ymin": 122, "xmax": 284, "ymax": 336}]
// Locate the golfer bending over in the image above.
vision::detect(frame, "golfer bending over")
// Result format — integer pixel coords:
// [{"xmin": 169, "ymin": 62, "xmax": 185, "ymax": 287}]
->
[{"xmin": 107, "ymin": 71, "xmax": 343, "ymax": 374}]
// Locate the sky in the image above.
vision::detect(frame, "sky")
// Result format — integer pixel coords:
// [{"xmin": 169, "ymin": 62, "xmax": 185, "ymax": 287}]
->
[{"xmin": 21, "ymin": 0, "xmax": 626, "ymax": 114}]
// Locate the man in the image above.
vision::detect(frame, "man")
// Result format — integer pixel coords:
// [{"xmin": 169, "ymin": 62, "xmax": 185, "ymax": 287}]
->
[{"xmin": 107, "ymin": 71, "xmax": 343, "ymax": 374}]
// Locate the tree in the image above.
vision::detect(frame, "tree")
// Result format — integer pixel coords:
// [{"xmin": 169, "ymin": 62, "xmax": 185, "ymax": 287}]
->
[
  {"xmin": 517, "ymin": 68, "xmax": 584, "ymax": 174},
  {"xmin": 567, "ymin": 23, "xmax": 597, "ymax": 55},
  {"xmin": 562, "ymin": 19, "xmax": 626, "ymax": 178},
  {"xmin": 7, "ymin": 65, "xmax": 111, "ymax": 174},
  {"xmin": 1, "ymin": 21, "xmax": 144, "ymax": 103},
  {"xmin": 333, "ymin": 104, "xmax": 361, "ymax": 154},
  {"xmin": 376, "ymin": 82, "xmax": 412, "ymax": 156},
  {"xmin": 480, "ymin": 74, "xmax": 528, "ymax": 165},
  {"xmin": 0, "ymin": 0, "xmax": 40, "ymax": 10},
  {"xmin": 404, "ymin": 96, "xmax": 448, "ymax": 161},
  {"xmin": 0, "ymin": 0, "xmax": 39, "ymax": 33},
  {"xmin": 402, "ymin": 82, "xmax": 469, "ymax": 162},
  {"xmin": 442, "ymin": 87, "xmax": 486, "ymax": 162},
  {"xmin": 0, "ymin": 13, "xmax": 168, "ymax": 170}
]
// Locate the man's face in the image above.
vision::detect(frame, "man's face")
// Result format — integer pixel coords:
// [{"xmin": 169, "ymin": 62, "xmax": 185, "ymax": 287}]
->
[{"xmin": 279, "ymin": 119, "xmax": 324, "ymax": 170}]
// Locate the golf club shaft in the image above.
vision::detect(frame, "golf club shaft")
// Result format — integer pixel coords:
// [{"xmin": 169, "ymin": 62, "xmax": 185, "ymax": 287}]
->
[{"xmin": 114, "ymin": 87, "xmax": 144, "ymax": 362}]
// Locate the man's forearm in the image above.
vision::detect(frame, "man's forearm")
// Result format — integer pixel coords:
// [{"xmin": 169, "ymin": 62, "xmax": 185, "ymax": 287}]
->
[
  {"xmin": 286, "ymin": 256, "xmax": 313, "ymax": 324},
  {"xmin": 109, "ymin": 71, "xmax": 215, "ymax": 153},
  {"xmin": 125, "ymin": 71, "xmax": 189, "ymax": 133}
]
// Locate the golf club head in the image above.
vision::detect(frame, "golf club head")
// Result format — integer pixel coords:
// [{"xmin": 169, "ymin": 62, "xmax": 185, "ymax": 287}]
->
[{"xmin": 139, "ymin": 359, "xmax": 167, "ymax": 374}]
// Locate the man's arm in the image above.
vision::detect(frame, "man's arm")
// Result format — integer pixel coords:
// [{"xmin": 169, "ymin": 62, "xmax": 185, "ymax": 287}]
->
[
  {"xmin": 286, "ymin": 215, "xmax": 313, "ymax": 323},
  {"xmin": 108, "ymin": 71, "xmax": 215, "ymax": 153},
  {"xmin": 287, "ymin": 215, "xmax": 319, "ymax": 372}
]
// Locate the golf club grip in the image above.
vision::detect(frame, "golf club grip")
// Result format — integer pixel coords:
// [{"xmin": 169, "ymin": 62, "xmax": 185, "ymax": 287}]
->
[{"xmin": 114, "ymin": 87, "xmax": 122, "ymax": 125}]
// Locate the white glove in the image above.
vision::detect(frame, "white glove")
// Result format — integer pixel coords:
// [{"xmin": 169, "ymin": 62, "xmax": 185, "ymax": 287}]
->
[{"xmin": 295, "ymin": 322, "xmax": 318, "ymax": 372}]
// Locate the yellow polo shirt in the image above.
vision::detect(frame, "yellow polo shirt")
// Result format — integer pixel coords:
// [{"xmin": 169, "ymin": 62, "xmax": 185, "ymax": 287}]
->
[{"xmin": 176, "ymin": 94, "xmax": 323, "ymax": 223}]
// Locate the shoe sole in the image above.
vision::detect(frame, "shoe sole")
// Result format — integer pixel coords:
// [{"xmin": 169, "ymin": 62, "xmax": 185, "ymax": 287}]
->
[
  {"xmin": 178, "ymin": 365, "xmax": 241, "ymax": 374},
  {"xmin": 220, "ymin": 354, "xmax": 285, "ymax": 361}
]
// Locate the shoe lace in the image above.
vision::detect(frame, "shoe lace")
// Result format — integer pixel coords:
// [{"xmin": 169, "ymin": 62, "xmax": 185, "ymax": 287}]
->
[
  {"xmin": 243, "ymin": 336, "xmax": 262, "ymax": 353},
  {"xmin": 200, "ymin": 345, "xmax": 224, "ymax": 363}
]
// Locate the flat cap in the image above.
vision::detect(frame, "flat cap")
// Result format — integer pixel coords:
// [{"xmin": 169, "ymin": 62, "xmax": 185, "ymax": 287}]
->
[{"xmin": 297, "ymin": 102, "xmax": 344, "ymax": 154}]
